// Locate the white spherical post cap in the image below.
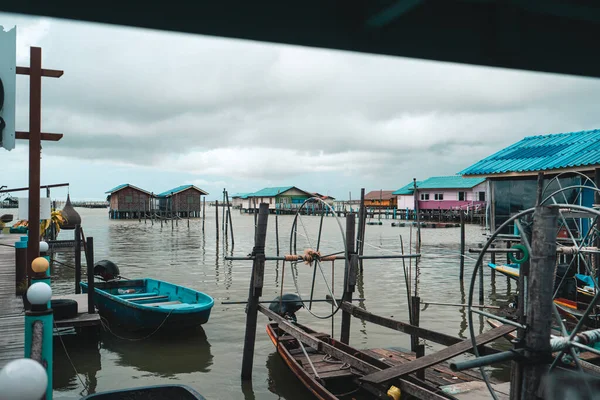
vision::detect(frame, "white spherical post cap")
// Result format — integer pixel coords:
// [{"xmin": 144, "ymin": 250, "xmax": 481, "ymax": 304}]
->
[
  {"xmin": 0, "ymin": 358, "xmax": 47, "ymax": 400},
  {"xmin": 27, "ymin": 282, "xmax": 52, "ymax": 305},
  {"xmin": 39, "ymin": 241, "xmax": 49, "ymax": 253}
]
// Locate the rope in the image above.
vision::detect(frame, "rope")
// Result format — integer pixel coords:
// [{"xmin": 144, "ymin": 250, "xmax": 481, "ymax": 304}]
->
[
  {"xmin": 284, "ymin": 260, "xmax": 343, "ymax": 320},
  {"xmin": 54, "ymin": 321, "xmax": 90, "ymax": 396},
  {"xmin": 100, "ymin": 309, "xmax": 175, "ymax": 341},
  {"xmin": 284, "ymin": 254, "xmax": 297, "ymax": 261}
]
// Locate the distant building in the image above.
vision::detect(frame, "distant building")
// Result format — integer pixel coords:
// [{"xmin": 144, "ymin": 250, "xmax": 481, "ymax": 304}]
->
[
  {"xmin": 230, "ymin": 193, "xmax": 251, "ymax": 209},
  {"xmin": 460, "ymin": 129, "xmax": 600, "ymax": 232},
  {"xmin": 105, "ymin": 184, "xmax": 153, "ymax": 219},
  {"xmin": 311, "ymin": 193, "xmax": 335, "ymax": 206},
  {"xmin": 364, "ymin": 190, "xmax": 397, "ymax": 209},
  {"xmin": 243, "ymin": 186, "xmax": 313, "ymax": 212},
  {"xmin": 393, "ymin": 176, "xmax": 487, "ymax": 212},
  {"xmin": 156, "ymin": 185, "xmax": 209, "ymax": 217}
]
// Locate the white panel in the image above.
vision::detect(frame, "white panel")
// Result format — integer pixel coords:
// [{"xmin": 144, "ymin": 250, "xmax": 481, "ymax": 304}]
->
[
  {"xmin": 0, "ymin": 26, "xmax": 17, "ymax": 151},
  {"xmin": 18, "ymin": 197, "xmax": 52, "ymax": 220}
]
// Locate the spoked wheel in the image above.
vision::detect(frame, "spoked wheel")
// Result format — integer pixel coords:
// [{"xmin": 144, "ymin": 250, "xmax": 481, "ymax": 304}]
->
[
  {"xmin": 467, "ymin": 204, "xmax": 600, "ymax": 399},
  {"xmin": 285, "ymin": 197, "xmax": 348, "ymax": 320}
]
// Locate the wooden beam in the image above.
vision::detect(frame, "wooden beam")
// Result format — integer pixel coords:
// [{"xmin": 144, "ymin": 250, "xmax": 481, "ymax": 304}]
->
[
  {"xmin": 360, "ymin": 324, "xmax": 515, "ymax": 385},
  {"xmin": 16, "ymin": 131, "xmax": 63, "ymax": 141},
  {"xmin": 334, "ymin": 300, "xmax": 502, "ymax": 355},
  {"xmin": 258, "ymin": 305, "xmax": 449, "ymax": 400},
  {"xmin": 0, "ymin": 183, "xmax": 69, "ymax": 194},
  {"xmin": 16, "ymin": 66, "xmax": 63, "ymax": 78}
]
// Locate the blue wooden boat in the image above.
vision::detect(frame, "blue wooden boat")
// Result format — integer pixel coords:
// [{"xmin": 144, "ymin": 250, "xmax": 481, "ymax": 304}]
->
[
  {"xmin": 80, "ymin": 384, "xmax": 206, "ymax": 399},
  {"xmin": 81, "ymin": 278, "xmax": 213, "ymax": 332}
]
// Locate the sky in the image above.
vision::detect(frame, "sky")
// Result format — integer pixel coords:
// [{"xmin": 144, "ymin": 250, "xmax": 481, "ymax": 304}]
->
[{"xmin": 1, "ymin": 13, "xmax": 600, "ymax": 201}]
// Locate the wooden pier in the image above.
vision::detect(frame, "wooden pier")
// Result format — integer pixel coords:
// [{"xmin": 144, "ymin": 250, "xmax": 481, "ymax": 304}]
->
[
  {"xmin": 0, "ymin": 233, "xmax": 100, "ymax": 369},
  {"xmin": 0, "ymin": 234, "xmax": 25, "ymax": 368}
]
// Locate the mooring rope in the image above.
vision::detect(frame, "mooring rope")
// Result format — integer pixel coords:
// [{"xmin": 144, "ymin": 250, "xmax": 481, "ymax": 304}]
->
[
  {"xmin": 100, "ymin": 308, "xmax": 175, "ymax": 341},
  {"xmin": 54, "ymin": 320, "xmax": 90, "ymax": 396}
]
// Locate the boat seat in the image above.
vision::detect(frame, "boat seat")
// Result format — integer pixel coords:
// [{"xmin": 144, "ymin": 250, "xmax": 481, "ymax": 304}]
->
[
  {"xmin": 145, "ymin": 300, "xmax": 182, "ymax": 307},
  {"xmin": 117, "ymin": 292, "xmax": 152, "ymax": 299},
  {"xmin": 129, "ymin": 295, "xmax": 169, "ymax": 303},
  {"xmin": 157, "ymin": 303, "xmax": 197, "ymax": 309}
]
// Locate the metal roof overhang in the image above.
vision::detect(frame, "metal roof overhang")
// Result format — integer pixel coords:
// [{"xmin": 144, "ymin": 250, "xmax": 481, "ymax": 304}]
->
[{"xmin": 3, "ymin": 1, "xmax": 600, "ymax": 79}]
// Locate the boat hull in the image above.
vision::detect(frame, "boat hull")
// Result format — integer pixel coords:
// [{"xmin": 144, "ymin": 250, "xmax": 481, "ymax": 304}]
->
[
  {"xmin": 80, "ymin": 384, "xmax": 206, "ymax": 399},
  {"xmin": 81, "ymin": 278, "xmax": 213, "ymax": 332}
]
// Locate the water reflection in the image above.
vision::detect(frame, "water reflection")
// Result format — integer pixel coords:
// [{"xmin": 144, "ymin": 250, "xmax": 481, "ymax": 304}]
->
[
  {"xmin": 54, "ymin": 336, "xmax": 101, "ymax": 395},
  {"xmin": 100, "ymin": 327, "xmax": 213, "ymax": 377},
  {"xmin": 265, "ymin": 352, "xmax": 311, "ymax": 400}
]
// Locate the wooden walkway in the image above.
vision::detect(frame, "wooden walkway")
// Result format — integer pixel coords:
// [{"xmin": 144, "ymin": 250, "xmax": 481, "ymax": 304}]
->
[{"xmin": 0, "ymin": 234, "xmax": 25, "ymax": 368}]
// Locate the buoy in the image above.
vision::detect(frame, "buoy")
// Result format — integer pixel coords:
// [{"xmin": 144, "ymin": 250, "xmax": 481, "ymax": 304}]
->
[{"xmin": 0, "ymin": 358, "xmax": 48, "ymax": 400}]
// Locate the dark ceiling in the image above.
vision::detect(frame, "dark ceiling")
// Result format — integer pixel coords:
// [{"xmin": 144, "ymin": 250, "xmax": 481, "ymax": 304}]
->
[{"xmin": 2, "ymin": 0, "xmax": 600, "ymax": 78}]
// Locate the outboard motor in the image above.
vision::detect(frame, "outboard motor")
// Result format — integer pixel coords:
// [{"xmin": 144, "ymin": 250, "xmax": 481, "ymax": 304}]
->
[
  {"xmin": 269, "ymin": 293, "xmax": 304, "ymax": 323},
  {"xmin": 94, "ymin": 260, "xmax": 120, "ymax": 281}
]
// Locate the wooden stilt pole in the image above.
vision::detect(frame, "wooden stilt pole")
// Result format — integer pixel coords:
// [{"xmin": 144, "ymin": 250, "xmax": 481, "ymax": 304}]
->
[
  {"xmin": 74, "ymin": 225, "xmax": 81, "ymax": 294},
  {"xmin": 275, "ymin": 213, "xmax": 280, "ymax": 256},
  {"xmin": 202, "ymin": 197, "xmax": 206, "ymax": 232},
  {"xmin": 215, "ymin": 200, "xmax": 219, "ymax": 241},
  {"xmin": 340, "ymin": 213, "xmax": 356, "ymax": 344},
  {"xmin": 241, "ymin": 203, "xmax": 269, "ymax": 380},
  {"xmin": 225, "ymin": 190, "xmax": 234, "ymax": 246},
  {"xmin": 517, "ymin": 206, "xmax": 558, "ymax": 399}
]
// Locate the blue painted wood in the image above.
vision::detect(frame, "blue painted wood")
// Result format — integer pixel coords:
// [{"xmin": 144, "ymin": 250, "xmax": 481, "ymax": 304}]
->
[{"xmin": 80, "ymin": 278, "xmax": 213, "ymax": 332}]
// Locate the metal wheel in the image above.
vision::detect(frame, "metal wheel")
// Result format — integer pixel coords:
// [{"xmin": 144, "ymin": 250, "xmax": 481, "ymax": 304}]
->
[
  {"xmin": 467, "ymin": 203, "xmax": 600, "ymax": 399},
  {"xmin": 287, "ymin": 197, "xmax": 348, "ymax": 319}
]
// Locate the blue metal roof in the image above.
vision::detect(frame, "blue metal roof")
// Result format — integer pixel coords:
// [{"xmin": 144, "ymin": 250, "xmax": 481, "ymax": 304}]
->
[
  {"xmin": 248, "ymin": 186, "xmax": 310, "ymax": 197},
  {"xmin": 460, "ymin": 129, "xmax": 600, "ymax": 176},
  {"xmin": 393, "ymin": 182, "xmax": 420, "ymax": 195},
  {"xmin": 105, "ymin": 183, "xmax": 151, "ymax": 195},
  {"xmin": 417, "ymin": 176, "xmax": 486, "ymax": 189},
  {"xmin": 157, "ymin": 185, "xmax": 209, "ymax": 198},
  {"xmin": 230, "ymin": 193, "xmax": 251, "ymax": 199}
]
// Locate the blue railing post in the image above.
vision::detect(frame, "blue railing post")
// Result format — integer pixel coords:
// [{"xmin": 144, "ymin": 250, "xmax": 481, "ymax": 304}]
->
[{"xmin": 24, "ymin": 277, "xmax": 53, "ymax": 400}]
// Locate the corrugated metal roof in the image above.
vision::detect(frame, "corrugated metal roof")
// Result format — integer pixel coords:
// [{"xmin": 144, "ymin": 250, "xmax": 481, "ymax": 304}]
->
[
  {"xmin": 460, "ymin": 129, "xmax": 600, "ymax": 176},
  {"xmin": 364, "ymin": 190, "xmax": 396, "ymax": 200},
  {"xmin": 417, "ymin": 176, "xmax": 486, "ymax": 189},
  {"xmin": 392, "ymin": 182, "xmax": 420, "ymax": 195},
  {"xmin": 230, "ymin": 193, "xmax": 250, "ymax": 198},
  {"xmin": 105, "ymin": 184, "xmax": 152, "ymax": 195},
  {"xmin": 248, "ymin": 186, "xmax": 311, "ymax": 197},
  {"xmin": 157, "ymin": 185, "xmax": 209, "ymax": 198}
]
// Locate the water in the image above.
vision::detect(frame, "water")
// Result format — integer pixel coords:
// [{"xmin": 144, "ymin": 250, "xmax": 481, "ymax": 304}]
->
[{"xmin": 28, "ymin": 208, "xmax": 513, "ymax": 399}]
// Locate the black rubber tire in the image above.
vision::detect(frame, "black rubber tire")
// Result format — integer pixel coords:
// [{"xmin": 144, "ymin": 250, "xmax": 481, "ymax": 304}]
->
[{"xmin": 51, "ymin": 299, "xmax": 78, "ymax": 320}]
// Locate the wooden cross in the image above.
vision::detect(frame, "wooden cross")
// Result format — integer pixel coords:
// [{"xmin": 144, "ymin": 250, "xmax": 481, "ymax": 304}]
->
[{"xmin": 15, "ymin": 46, "xmax": 64, "ymax": 271}]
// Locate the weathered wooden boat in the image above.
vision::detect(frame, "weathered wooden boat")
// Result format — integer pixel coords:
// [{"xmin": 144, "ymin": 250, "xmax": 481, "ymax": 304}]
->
[
  {"xmin": 265, "ymin": 322, "xmax": 489, "ymax": 400},
  {"xmin": 81, "ymin": 278, "xmax": 214, "ymax": 332},
  {"xmin": 80, "ymin": 384, "xmax": 206, "ymax": 399},
  {"xmin": 0, "ymin": 214, "xmax": 13, "ymax": 223},
  {"xmin": 487, "ymin": 262, "xmax": 520, "ymax": 279}
]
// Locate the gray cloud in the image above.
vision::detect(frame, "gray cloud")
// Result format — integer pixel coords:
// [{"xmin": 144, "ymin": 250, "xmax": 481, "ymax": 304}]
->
[{"xmin": 3, "ymin": 12, "xmax": 600, "ymax": 193}]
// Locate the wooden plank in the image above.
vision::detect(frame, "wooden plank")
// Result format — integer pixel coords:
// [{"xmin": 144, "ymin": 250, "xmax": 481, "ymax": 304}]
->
[
  {"xmin": 259, "ymin": 305, "xmax": 450, "ymax": 400},
  {"xmin": 361, "ymin": 324, "xmax": 516, "ymax": 384},
  {"xmin": 336, "ymin": 300, "xmax": 502, "ymax": 355},
  {"xmin": 54, "ymin": 312, "xmax": 101, "ymax": 328}
]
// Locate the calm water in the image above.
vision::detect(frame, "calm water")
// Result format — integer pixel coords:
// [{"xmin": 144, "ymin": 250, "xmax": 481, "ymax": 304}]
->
[{"xmin": 19, "ymin": 208, "xmax": 514, "ymax": 399}]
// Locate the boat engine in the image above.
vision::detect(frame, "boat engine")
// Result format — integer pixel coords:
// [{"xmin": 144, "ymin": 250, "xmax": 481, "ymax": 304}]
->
[
  {"xmin": 269, "ymin": 293, "xmax": 304, "ymax": 323},
  {"xmin": 94, "ymin": 260, "xmax": 120, "ymax": 281}
]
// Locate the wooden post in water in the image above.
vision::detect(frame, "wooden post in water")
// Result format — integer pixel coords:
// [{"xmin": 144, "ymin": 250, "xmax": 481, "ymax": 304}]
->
[
  {"xmin": 215, "ymin": 200, "xmax": 219, "ymax": 241},
  {"xmin": 74, "ymin": 225, "xmax": 81, "ymax": 294},
  {"xmin": 275, "ymin": 213, "xmax": 280, "ymax": 256},
  {"xmin": 410, "ymin": 295, "xmax": 425, "ymax": 380},
  {"xmin": 517, "ymin": 206, "xmax": 558, "ymax": 399},
  {"xmin": 340, "ymin": 213, "xmax": 356, "ymax": 344},
  {"xmin": 225, "ymin": 190, "xmax": 235, "ymax": 246},
  {"xmin": 241, "ymin": 203, "xmax": 269, "ymax": 380},
  {"xmin": 413, "ymin": 178, "xmax": 421, "ymax": 253},
  {"xmin": 222, "ymin": 188, "xmax": 226, "ymax": 235},
  {"xmin": 138, "ymin": 200, "xmax": 141, "ymax": 222},
  {"xmin": 187, "ymin": 202, "xmax": 190, "ymax": 228},
  {"xmin": 86, "ymin": 236, "xmax": 95, "ymax": 314},
  {"xmin": 202, "ymin": 197, "xmax": 206, "ymax": 232},
  {"xmin": 459, "ymin": 211, "xmax": 465, "ymax": 280}
]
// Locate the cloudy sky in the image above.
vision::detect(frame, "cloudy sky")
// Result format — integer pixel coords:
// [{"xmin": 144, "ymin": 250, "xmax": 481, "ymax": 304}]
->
[{"xmin": 1, "ymin": 12, "xmax": 600, "ymax": 201}]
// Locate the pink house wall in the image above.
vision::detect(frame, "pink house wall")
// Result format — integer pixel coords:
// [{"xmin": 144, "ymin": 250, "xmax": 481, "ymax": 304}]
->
[{"xmin": 396, "ymin": 181, "xmax": 488, "ymax": 211}]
